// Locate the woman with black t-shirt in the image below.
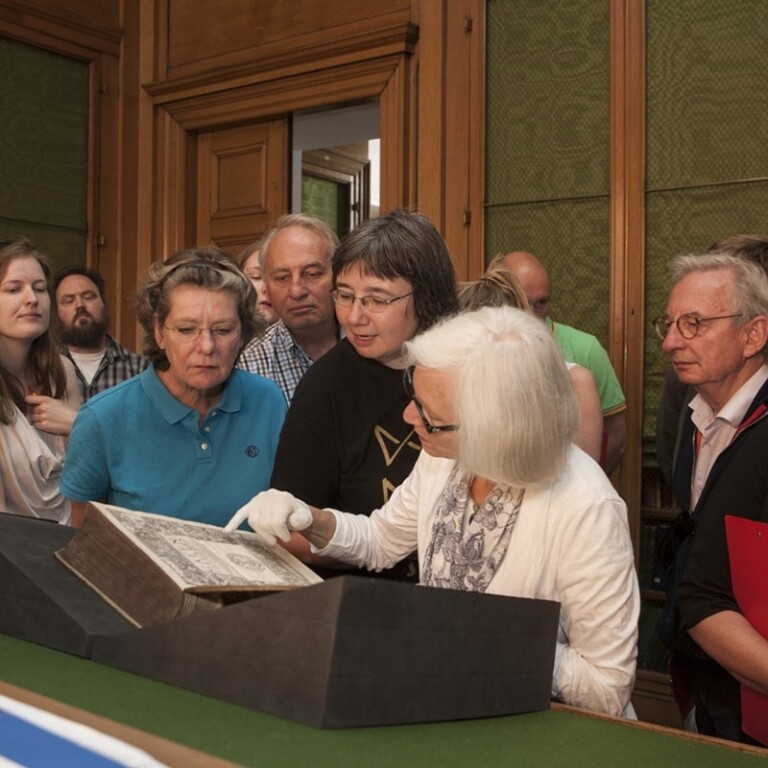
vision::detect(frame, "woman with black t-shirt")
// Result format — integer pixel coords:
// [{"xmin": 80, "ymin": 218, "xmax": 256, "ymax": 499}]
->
[{"xmin": 269, "ymin": 208, "xmax": 458, "ymax": 581}]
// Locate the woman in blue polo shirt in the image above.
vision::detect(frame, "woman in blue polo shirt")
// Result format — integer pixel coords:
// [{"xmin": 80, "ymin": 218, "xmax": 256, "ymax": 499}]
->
[{"xmin": 61, "ymin": 248, "xmax": 286, "ymax": 526}]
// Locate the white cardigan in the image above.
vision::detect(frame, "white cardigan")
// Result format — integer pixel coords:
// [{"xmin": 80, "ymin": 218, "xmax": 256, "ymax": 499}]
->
[{"xmin": 317, "ymin": 446, "xmax": 640, "ymax": 717}]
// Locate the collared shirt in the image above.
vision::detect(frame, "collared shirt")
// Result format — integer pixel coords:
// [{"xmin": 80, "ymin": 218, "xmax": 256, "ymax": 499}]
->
[
  {"xmin": 60, "ymin": 366, "xmax": 286, "ymax": 525},
  {"xmin": 61, "ymin": 335, "xmax": 149, "ymax": 401},
  {"xmin": 689, "ymin": 363, "xmax": 768, "ymax": 506},
  {"xmin": 236, "ymin": 320, "xmax": 314, "ymax": 404}
]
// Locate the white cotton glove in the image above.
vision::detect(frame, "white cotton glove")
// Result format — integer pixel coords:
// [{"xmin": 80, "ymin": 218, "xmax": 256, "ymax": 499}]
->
[{"xmin": 224, "ymin": 489, "xmax": 313, "ymax": 546}]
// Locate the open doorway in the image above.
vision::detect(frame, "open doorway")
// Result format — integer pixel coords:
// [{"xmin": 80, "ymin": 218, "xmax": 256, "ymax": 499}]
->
[{"xmin": 292, "ymin": 102, "xmax": 380, "ymax": 237}]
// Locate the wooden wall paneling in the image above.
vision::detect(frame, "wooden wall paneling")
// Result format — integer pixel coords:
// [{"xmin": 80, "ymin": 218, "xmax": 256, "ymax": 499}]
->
[
  {"xmin": 609, "ymin": 0, "xmax": 646, "ymax": 550},
  {"xmin": 152, "ymin": 108, "xmax": 190, "ymax": 265},
  {"xmin": 414, "ymin": 0, "xmax": 485, "ymax": 281},
  {"xmin": 264, "ymin": 120, "xmax": 290, "ymax": 233},
  {"xmin": 112, "ymin": 0, "xmax": 159, "ymax": 349},
  {"xmin": 146, "ymin": 6, "xmax": 420, "ymax": 260},
  {"xmin": 443, "ymin": 0, "xmax": 483, "ymax": 280},
  {"xmin": 153, "ymin": 55, "xmax": 410, "ymax": 130},
  {"xmin": 465, "ymin": 0, "xmax": 486, "ymax": 279},
  {"xmin": 196, "ymin": 119, "xmax": 288, "ymax": 254},
  {"xmin": 93, "ymin": 51, "xmax": 119, "ymax": 336},
  {"xmin": 379, "ymin": 54, "xmax": 415, "ymax": 213},
  {"xmin": 152, "ymin": 0, "xmax": 169, "ymax": 83},
  {"xmin": 115, "ymin": 0, "xmax": 158, "ymax": 349},
  {"xmin": 151, "ymin": 51, "xmax": 417, "ymax": 261},
  {"xmin": 412, "ymin": 0, "xmax": 445, "ymax": 231},
  {"xmin": 0, "ymin": 0, "xmax": 120, "ymax": 56},
  {"xmin": 195, "ymin": 131, "xmax": 214, "ymax": 247},
  {"xmin": 162, "ymin": 1, "xmax": 411, "ymax": 84}
]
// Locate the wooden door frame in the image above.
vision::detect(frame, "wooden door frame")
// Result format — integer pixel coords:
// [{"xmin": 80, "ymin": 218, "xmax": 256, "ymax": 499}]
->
[
  {"xmin": 144, "ymin": 39, "xmax": 418, "ymax": 268},
  {"xmin": 126, "ymin": 2, "xmax": 484, "ymax": 336},
  {"xmin": 609, "ymin": 0, "xmax": 646, "ymax": 550}
]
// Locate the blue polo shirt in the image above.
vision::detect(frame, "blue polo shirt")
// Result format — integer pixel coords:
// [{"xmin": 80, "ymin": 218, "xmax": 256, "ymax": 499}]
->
[{"xmin": 61, "ymin": 366, "xmax": 286, "ymax": 526}]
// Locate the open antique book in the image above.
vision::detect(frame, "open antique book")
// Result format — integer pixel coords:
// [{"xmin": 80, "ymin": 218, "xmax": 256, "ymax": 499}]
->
[{"xmin": 55, "ymin": 502, "xmax": 322, "ymax": 628}]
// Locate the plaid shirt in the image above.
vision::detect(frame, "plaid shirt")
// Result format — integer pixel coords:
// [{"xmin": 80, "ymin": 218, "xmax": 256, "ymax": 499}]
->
[
  {"xmin": 237, "ymin": 320, "xmax": 313, "ymax": 404},
  {"xmin": 61, "ymin": 335, "xmax": 149, "ymax": 401}
]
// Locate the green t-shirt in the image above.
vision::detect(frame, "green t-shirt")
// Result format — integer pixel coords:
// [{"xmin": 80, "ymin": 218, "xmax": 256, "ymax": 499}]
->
[{"xmin": 548, "ymin": 318, "xmax": 626, "ymax": 416}]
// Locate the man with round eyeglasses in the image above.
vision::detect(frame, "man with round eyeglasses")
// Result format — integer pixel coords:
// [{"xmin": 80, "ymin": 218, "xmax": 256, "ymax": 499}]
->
[
  {"xmin": 655, "ymin": 236, "xmax": 768, "ymax": 485},
  {"xmin": 653, "ymin": 312, "xmax": 744, "ymax": 341},
  {"xmin": 656, "ymin": 252, "xmax": 768, "ymax": 744}
]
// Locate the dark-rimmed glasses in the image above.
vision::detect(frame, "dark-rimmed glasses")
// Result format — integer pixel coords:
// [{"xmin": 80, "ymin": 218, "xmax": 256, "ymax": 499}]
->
[
  {"xmin": 652, "ymin": 312, "xmax": 743, "ymax": 340},
  {"xmin": 403, "ymin": 365, "xmax": 459, "ymax": 434}
]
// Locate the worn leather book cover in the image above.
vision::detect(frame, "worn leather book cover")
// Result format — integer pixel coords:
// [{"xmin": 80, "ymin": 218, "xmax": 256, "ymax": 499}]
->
[{"xmin": 55, "ymin": 502, "xmax": 322, "ymax": 628}]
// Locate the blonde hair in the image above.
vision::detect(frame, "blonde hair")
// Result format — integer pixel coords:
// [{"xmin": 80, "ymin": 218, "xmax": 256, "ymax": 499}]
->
[{"xmin": 457, "ymin": 268, "xmax": 531, "ymax": 313}]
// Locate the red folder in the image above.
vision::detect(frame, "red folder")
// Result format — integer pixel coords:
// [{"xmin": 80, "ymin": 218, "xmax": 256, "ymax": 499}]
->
[{"xmin": 725, "ymin": 514, "xmax": 768, "ymax": 745}]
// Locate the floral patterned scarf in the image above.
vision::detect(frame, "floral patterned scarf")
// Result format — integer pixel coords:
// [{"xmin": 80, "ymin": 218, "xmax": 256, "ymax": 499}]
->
[{"xmin": 421, "ymin": 465, "xmax": 524, "ymax": 592}]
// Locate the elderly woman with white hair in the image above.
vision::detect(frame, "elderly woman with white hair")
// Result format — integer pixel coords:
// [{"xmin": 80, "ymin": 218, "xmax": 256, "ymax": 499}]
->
[{"xmin": 227, "ymin": 306, "xmax": 640, "ymax": 717}]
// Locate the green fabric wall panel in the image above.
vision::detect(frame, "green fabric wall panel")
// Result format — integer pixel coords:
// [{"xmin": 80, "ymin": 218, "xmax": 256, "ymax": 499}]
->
[
  {"xmin": 0, "ymin": 36, "xmax": 89, "ymax": 264},
  {"xmin": 486, "ymin": 198, "xmax": 611, "ymax": 345},
  {"xmin": 301, "ymin": 174, "xmax": 346, "ymax": 237},
  {"xmin": 485, "ymin": 0, "xmax": 612, "ymax": 347},
  {"xmin": 486, "ymin": 0, "xmax": 610, "ymax": 205},
  {"xmin": 646, "ymin": 0, "xmax": 768, "ymax": 189},
  {"xmin": 644, "ymin": 0, "xmax": 768, "ymax": 443}
]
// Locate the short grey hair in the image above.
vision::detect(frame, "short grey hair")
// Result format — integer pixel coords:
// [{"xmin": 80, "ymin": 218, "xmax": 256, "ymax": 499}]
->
[
  {"xmin": 404, "ymin": 306, "xmax": 578, "ymax": 487},
  {"xmin": 136, "ymin": 246, "xmax": 263, "ymax": 368},
  {"xmin": 671, "ymin": 253, "xmax": 768, "ymax": 360},
  {"xmin": 258, "ymin": 213, "xmax": 339, "ymax": 273}
]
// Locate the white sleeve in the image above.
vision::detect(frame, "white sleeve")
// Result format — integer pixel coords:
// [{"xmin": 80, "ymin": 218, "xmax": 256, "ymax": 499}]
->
[
  {"xmin": 312, "ymin": 455, "xmax": 425, "ymax": 570},
  {"xmin": 550, "ymin": 496, "xmax": 639, "ymax": 716}
]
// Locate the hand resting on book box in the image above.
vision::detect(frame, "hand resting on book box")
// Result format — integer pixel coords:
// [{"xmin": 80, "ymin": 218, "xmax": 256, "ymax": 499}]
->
[{"xmin": 225, "ymin": 489, "xmax": 314, "ymax": 545}]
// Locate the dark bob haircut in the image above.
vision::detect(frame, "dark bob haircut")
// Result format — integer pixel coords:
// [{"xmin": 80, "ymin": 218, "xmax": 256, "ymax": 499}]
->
[{"xmin": 332, "ymin": 208, "xmax": 458, "ymax": 332}]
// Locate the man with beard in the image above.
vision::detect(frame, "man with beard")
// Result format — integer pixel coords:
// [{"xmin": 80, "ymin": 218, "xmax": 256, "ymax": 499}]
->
[{"xmin": 53, "ymin": 266, "xmax": 148, "ymax": 401}]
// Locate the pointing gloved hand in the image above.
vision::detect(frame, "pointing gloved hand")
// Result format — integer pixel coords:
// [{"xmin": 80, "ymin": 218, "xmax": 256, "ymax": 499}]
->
[{"xmin": 224, "ymin": 489, "xmax": 313, "ymax": 546}]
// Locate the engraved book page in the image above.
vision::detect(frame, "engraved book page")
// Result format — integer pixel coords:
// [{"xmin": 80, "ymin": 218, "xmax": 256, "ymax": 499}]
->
[{"xmin": 99, "ymin": 504, "xmax": 321, "ymax": 592}]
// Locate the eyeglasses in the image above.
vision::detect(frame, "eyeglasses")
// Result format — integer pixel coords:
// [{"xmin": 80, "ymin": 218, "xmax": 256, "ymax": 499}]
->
[
  {"xmin": 403, "ymin": 365, "xmax": 459, "ymax": 434},
  {"xmin": 652, "ymin": 313, "xmax": 743, "ymax": 340},
  {"xmin": 331, "ymin": 289, "xmax": 413, "ymax": 313},
  {"xmin": 163, "ymin": 325, "xmax": 241, "ymax": 343}
]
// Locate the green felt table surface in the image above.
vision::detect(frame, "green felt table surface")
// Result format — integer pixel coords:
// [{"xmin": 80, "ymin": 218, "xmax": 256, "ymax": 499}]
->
[{"xmin": 1, "ymin": 633, "xmax": 765, "ymax": 767}]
